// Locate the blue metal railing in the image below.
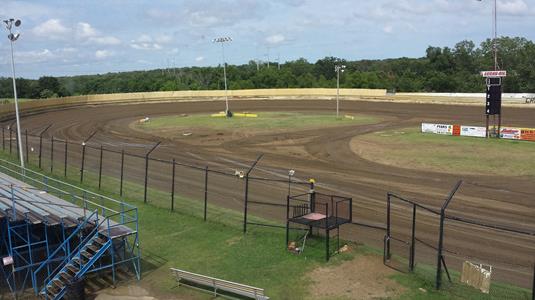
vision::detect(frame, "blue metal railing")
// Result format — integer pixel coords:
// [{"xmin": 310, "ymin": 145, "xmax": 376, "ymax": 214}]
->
[{"xmin": 32, "ymin": 209, "xmax": 99, "ymax": 294}]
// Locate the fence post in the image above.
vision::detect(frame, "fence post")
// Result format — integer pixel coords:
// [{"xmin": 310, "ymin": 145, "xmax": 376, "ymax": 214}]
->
[
  {"xmin": 80, "ymin": 143, "xmax": 86, "ymax": 183},
  {"xmin": 9, "ymin": 128, "xmax": 12, "ymax": 154},
  {"xmin": 80, "ymin": 131, "xmax": 97, "ymax": 184},
  {"xmin": 120, "ymin": 149, "xmax": 125, "ymax": 197},
  {"xmin": 325, "ymin": 226, "xmax": 330, "ymax": 262},
  {"xmin": 243, "ymin": 175, "xmax": 249, "ymax": 233},
  {"xmin": 144, "ymin": 141, "xmax": 161, "ymax": 204},
  {"xmin": 435, "ymin": 180, "xmax": 463, "ymax": 290},
  {"xmin": 144, "ymin": 156, "xmax": 149, "ymax": 203},
  {"xmin": 170, "ymin": 158, "xmax": 175, "ymax": 211},
  {"xmin": 50, "ymin": 136, "xmax": 54, "ymax": 173},
  {"xmin": 243, "ymin": 154, "xmax": 264, "ymax": 233},
  {"xmin": 204, "ymin": 166, "xmax": 208, "ymax": 221},
  {"xmin": 410, "ymin": 203, "xmax": 416, "ymax": 272},
  {"xmin": 25, "ymin": 129, "xmax": 29, "ymax": 164},
  {"xmin": 532, "ymin": 263, "xmax": 534, "ymax": 300},
  {"xmin": 98, "ymin": 145, "xmax": 103, "ymax": 189},
  {"xmin": 436, "ymin": 210, "xmax": 445, "ymax": 289},
  {"xmin": 64, "ymin": 140, "xmax": 68, "ymax": 177},
  {"xmin": 38, "ymin": 135, "xmax": 43, "ymax": 169},
  {"xmin": 286, "ymin": 195, "xmax": 290, "ymax": 249},
  {"xmin": 386, "ymin": 193, "xmax": 391, "ymax": 261}
]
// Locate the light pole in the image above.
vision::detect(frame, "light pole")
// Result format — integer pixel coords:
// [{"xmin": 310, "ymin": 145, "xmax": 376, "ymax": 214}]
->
[
  {"xmin": 334, "ymin": 64, "xmax": 346, "ymax": 118},
  {"xmin": 213, "ymin": 36, "xmax": 232, "ymax": 117},
  {"xmin": 3, "ymin": 18, "xmax": 24, "ymax": 169}
]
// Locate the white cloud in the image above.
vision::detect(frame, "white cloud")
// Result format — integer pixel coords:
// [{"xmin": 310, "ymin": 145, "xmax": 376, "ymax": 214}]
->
[
  {"xmin": 195, "ymin": 56, "xmax": 204, "ymax": 62},
  {"xmin": 383, "ymin": 25, "xmax": 393, "ymax": 34},
  {"xmin": 76, "ymin": 22, "xmax": 98, "ymax": 38},
  {"xmin": 155, "ymin": 34, "xmax": 173, "ymax": 44},
  {"xmin": 131, "ymin": 35, "xmax": 164, "ymax": 50},
  {"xmin": 498, "ymin": 0, "xmax": 532, "ymax": 16},
  {"xmin": 266, "ymin": 34, "xmax": 285, "ymax": 45},
  {"xmin": 95, "ymin": 50, "xmax": 114, "ymax": 59},
  {"xmin": 89, "ymin": 36, "xmax": 121, "ymax": 45},
  {"xmin": 32, "ymin": 19, "xmax": 71, "ymax": 38}
]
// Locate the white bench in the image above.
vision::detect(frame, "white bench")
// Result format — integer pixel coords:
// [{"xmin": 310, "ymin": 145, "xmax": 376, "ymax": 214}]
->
[{"xmin": 170, "ymin": 268, "xmax": 269, "ymax": 300}]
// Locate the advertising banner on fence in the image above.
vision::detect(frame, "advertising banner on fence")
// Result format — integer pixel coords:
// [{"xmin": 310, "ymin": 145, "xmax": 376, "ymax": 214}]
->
[
  {"xmin": 460, "ymin": 126, "xmax": 487, "ymax": 138},
  {"xmin": 500, "ymin": 127, "xmax": 522, "ymax": 140},
  {"xmin": 421, "ymin": 123, "xmax": 453, "ymax": 135},
  {"xmin": 520, "ymin": 128, "xmax": 535, "ymax": 141}
]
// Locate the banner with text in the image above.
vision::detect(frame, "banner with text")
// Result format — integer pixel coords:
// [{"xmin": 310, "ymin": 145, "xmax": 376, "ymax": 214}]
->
[
  {"xmin": 500, "ymin": 127, "xmax": 522, "ymax": 140},
  {"xmin": 421, "ymin": 123, "xmax": 453, "ymax": 135},
  {"xmin": 460, "ymin": 126, "xmax": 487, "ymax": 138}
]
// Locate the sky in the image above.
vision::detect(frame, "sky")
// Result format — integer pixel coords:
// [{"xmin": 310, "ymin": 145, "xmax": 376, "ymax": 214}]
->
[{"xmin": 0, "ymin": 0, "xmax": 534, "ymax": 79}]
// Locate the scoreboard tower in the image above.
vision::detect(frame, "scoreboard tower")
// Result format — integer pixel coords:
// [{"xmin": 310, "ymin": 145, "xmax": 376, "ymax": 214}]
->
[{"xmin": 481, "ymin": 70, "xmax": 506, "ymax": 138}]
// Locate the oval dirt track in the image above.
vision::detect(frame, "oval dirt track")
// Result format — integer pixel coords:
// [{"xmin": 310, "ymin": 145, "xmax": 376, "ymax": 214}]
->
[{"xmin": 10, "ymin": 99, "xmax": 535, "ymax": 288}]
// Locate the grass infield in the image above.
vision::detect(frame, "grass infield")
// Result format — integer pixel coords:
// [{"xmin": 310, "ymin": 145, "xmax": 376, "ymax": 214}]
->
[
  {"xmin": 135, "ymin": 112, "xmax": 379, "ymax": 132},
  {"xmin": 354, "ymin": 127, "xmax": 535, "ymax": 177}
]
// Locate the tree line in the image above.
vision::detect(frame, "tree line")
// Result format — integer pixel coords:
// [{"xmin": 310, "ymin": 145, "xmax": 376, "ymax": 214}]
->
[{"xmin": 1, "ymin": 36, "xmax": 534, "ymax": 99}]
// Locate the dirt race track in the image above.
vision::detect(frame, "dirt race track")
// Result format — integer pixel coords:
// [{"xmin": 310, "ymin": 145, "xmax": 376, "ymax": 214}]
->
[{"xmin": 8, "ymin": 99, "xmax": 535, "ymax": 289}]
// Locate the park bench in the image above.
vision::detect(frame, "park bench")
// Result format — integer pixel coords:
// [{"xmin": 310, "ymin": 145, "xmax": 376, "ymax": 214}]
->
[{"xmin": 170, "ymin": 268, "xmax": 269, "ymax": 300}]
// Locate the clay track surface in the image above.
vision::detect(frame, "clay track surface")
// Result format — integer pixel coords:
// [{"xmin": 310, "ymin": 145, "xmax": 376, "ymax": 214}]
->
[{"xmin": 9, "ymin": 99, "xmax": 535, "ymax": 288}]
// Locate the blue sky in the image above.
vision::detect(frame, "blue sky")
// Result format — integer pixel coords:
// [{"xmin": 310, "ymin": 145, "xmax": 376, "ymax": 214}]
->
[{"xmin": 1, "ymin": 0, "xmax": 534, "ymax": 78}]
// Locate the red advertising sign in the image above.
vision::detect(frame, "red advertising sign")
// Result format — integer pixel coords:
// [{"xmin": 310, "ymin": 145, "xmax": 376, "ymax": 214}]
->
[
  {"xmin": 452, "ymin": 124, "xmax": 461, "ymax": 136},
  {"xmin": 520, "ymin": 128, "xmax": 535, "ymax": 141}
]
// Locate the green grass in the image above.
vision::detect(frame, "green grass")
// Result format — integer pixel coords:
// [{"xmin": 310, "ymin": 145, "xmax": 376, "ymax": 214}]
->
[
  {"xmin": 136, "ymin": 112, "xmax": 379, "ymax": 132},
  {"xmin": 0, "ymin": 151, "xmax": 532, "ymax": 299},
  {"xmin": 392, "ymin": 264, "xmax": 532, "ymax": 300},
  {"xmin": 356, "ymin": 127, "xmax": 535, "ymax": 177}
]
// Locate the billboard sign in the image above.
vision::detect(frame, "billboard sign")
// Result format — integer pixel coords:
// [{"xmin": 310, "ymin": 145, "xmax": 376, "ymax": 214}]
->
[
  {"xmin": 520, "ymin": 128, "xmax": 535, "ymax": 142},
  {"xmin": 421, "ymin": 123, "xmax": 452, "ymax": 135},
  {"xmin": 500, "ymin": 127, "xmax": 521, "ymax": 140},
  {"xmin": 460, "ymin": 126, "xmax": 486, "ymax": 138}
]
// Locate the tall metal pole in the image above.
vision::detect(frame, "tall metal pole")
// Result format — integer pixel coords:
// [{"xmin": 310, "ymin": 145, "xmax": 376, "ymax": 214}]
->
[
  {"xmin": 213, "ymin": 37, "xmax": 232, "ymax": 116},
  {"xmin": 7, "ymin": 24, "xmax": 24, "ymax": 169},
  {"xmin": 493, "ymin": 0, "xmax": 498, "ymax": 71},
  {"xmin": 336, "ymin": 68, "xmax": 340, "ymax": 117},
  {"xmin": 334, "ymin": 65, "xmax": 345, "ymax": 118},
  {"xmin": 222, "ymin": 42, "xmax": 229, "ymax": 114}
]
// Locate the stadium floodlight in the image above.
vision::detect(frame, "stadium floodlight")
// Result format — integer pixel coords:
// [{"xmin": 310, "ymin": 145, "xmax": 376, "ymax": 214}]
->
[
  {"xmin": 334, "ymin": 65, "xmax": 346, "ymax": 118},
  {"xmin": 477, "ymin": 0, "xmax": 498, "ymax": 70},
  {"xmin": 3, "ymin": 18, "xmax": 24, "ymax": 170},
  {"xmin": 213, "ymin": 36, "xmax": 232, "ymax": 117}
]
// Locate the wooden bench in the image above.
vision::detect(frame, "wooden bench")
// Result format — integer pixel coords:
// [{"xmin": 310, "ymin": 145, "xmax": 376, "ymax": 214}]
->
[{"xmin": 170, "ymin": 268, "xmax": 269, "ymax": 300}]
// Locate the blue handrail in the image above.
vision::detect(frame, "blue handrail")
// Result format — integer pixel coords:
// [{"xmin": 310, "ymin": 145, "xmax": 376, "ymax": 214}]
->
[{"xmin": 32, "ymin": 209, "xmax": 99, "ymax": 294}]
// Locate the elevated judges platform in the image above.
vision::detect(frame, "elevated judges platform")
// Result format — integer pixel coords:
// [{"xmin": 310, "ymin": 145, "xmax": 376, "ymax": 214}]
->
[{"xmin": 286, "ymin": 189, "xmax": 352, "ymax": 261}]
